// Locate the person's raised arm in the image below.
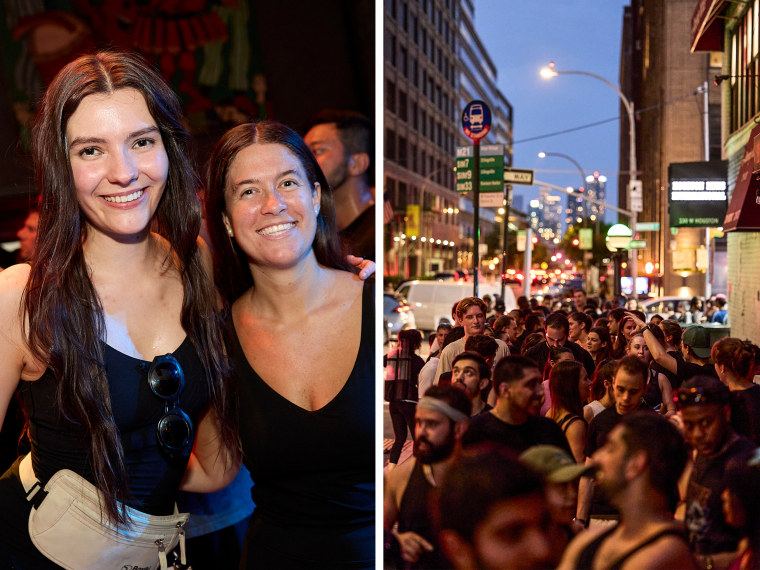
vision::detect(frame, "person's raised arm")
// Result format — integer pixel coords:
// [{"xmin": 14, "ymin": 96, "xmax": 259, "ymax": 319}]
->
[{"xmin": 627, "ymin": 312, "xmax": 678, "ymax": 374}]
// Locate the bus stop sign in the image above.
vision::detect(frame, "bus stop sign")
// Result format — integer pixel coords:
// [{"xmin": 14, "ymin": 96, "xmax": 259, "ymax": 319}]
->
[{"xmin": 462, "ymin": 100, "xmax": 491, "ymax": 141}]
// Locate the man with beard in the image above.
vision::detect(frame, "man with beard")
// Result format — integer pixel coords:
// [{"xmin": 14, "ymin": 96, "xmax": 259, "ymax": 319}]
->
[
  {"xmin": 679, "ymin": 376, "xmax": 756, "ymax": 569},
  {"xmin": 384, "ymin": 385, "xmax": 471, "ymax": 568},
  {"xmin": 304, "ymin": 110, "xmax": 375, "ymax": 260},
  {"xmin": 434, "ymin": 297, "xmax": 509, "ymax": 384},
  {"xmin": 451, "ymin": 351, "xmax": 492, "ymax": 416},
  {"xmin": 437, "ymin": 445, "xmax": 563, "ymax": 570},
  {"xmin": 576, "ymin": 355, "xmax": 652, "ymax": 526},
  {"xmin": 462, "ymin": 356, "xmax": 571, "ymax": 455},
  {"xmin": 559, "ymin": 413, "xmax": 694, "ymax": 569}
]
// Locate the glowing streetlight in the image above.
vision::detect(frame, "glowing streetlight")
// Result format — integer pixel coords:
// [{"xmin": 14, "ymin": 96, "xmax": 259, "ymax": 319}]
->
[{"xmin": 541, "ymin": 60, "xmax": 640, "ymax": 297}]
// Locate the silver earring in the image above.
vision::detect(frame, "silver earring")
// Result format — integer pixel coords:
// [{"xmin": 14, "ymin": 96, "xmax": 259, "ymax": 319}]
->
[{"xmin": 226, "ymin": 227, "xmax": 234, "ymax": 237}]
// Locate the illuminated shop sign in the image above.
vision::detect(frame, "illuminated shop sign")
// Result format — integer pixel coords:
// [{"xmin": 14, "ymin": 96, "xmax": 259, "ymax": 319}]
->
[{"xmin": 668, "ymin": 160, "xmax": 728, "ymax": 228}]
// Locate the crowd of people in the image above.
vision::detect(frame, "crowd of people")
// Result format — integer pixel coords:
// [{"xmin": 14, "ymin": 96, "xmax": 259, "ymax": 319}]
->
[{"xmin": 384, "ymin": 288, "xmax": 760, "ymax": 570}]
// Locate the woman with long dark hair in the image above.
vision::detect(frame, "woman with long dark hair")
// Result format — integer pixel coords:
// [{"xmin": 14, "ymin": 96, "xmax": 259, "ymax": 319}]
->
[
  {"xmin": 203, "ymin": 121, "xmax": 374, "ymax": 568},
  {"xmin": 586, "ymin": 326, "xmax": 613, "ymax": 369},
  {"xmin": 546, "ymin": 360, "xmax": 590, "ymax": 464},
  {"xmin": 0, "ymin": 51, "xmax": 238, "ymax": 568}
]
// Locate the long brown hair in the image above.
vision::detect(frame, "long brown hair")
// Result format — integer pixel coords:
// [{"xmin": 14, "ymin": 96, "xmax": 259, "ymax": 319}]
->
[
  {"xmin": 27, "ymin": 50, "xmax": 233, "ymax": 525},
  {"xmin": 204, "ymin": 121, "xmax": 350, "ymax": 304}
]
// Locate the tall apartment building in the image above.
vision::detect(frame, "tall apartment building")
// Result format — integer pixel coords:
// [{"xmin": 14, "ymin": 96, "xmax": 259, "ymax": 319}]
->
[
  {"xmin": 383, "ymin": 0, "xmax": 514, "ymax": 279},
  {"xmin": 620, "ymin": 0, "xmax": 722, "ymax": 297},
  {"xmin": 384, "ymin": 0, "xmax": 461, "ymax": 278}
]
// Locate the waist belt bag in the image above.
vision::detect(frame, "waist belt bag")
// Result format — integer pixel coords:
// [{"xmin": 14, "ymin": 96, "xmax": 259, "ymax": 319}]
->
[{"xmin": 20, "ymin": 454, "xmax": 189, "ymax": 570}]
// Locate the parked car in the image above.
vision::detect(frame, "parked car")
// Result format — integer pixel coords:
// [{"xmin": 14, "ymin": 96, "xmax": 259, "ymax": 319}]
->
[
  {"xmin": 639, "ymin": 296, "xmax": 694, "ymax": 321},
  {"xmin": 395, "ymin": 280, "xmax": 517, "ymax": 331},
  {"xmin": 384, "ymin": 292, "xmax": 416, "ymax": 344}
]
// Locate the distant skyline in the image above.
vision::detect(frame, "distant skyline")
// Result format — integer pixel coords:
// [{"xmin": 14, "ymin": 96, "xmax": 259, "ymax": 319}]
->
[{"xmin": 473, "ymin": 0, "xmax": 631, "ymax": 227}]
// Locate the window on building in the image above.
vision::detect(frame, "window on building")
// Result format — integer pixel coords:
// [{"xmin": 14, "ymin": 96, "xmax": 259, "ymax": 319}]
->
[
  {"xmin": 398, "ymin": 136, "xmax": 408, "ymax": 167},
  {"xmin": 411, "ymin": 143, "xmax": 418, "ymax": 171},
  {"xmin": 398, "ymin": 182, "xmax": 408, "ymax": 210},
  {"xmin": 390, "ymin": 34, "xmax": 396, "ymax": 67},
  {"xmin": 399, "ymin": 91, "xmax": 408, "ymax": 122},
  {"xmin": 412, "ymin": 101, "xmax": 418, "ymax": 130},
  {"xmin": 385, "ymin": 128, "xmax": 396, "ymax": 161},
  {"xmin": 400, "ymin": 46, "xmax": 408, "ymax": 77},
  {"xmin": 729, "ymin": 5, "xmax": 760, "ymax": 130},
  {"xmin": 386, "ymin": 79, "xmax": 396, "ymax": 114}
]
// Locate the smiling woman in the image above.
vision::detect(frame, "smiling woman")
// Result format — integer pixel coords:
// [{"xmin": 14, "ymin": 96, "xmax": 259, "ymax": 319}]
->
[
  {"xmin": 0, "ymin": 50, "xmax": 237, "ymax": 569},
  {"xmin": 203, "ymin": 121, "xmax": 375, "ymax": 568}
]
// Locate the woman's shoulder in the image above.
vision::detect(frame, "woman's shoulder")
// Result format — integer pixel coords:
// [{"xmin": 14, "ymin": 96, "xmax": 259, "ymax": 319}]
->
[{"xmin": 0, "ymin": 263, "xmax": 31, "ymax": 306}]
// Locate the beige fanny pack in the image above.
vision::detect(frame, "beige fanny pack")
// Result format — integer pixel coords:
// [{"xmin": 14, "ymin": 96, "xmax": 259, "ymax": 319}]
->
[{"xmin": 19, "ymin": 453, "xmax": 189, "ymax": 570}]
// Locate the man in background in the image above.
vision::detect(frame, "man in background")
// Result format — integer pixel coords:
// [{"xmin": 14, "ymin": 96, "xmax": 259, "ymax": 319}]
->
[{"xmin": 304, "ymin": 110, "xmax": 375, "ymax": 260}]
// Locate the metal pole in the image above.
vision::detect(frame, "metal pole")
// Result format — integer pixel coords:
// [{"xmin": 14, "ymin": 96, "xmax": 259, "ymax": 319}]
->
[
  {"xmin": 702, "ymin": 80, "xmax": 712, "ymax": 299},
  {"xmin": 473, "ymin": 142, "xmax": 480, "ymax": 298},
  {"xmin": 524, "ymin": 227, "xmax": 533, "ymax": 299},
  {"xmin": 627, "ymin": 99, "xmax": 638, "ymax": 300},
  {"xmin": 501, "ymin": 184, "xmax": 511, "ymax": 301}
]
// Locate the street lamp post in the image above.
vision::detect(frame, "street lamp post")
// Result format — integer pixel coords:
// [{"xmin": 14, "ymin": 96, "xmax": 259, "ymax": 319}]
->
[
  {"xmin": 537, "ymin": 151, "xmax": 586, "ymax": 193},
  {"xmin": 541, "ymin": 61, "xmax": 639, "ymax": 299}
]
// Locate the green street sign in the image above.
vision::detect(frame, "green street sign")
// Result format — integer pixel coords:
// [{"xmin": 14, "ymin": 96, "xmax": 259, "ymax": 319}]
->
[
  {"xmin": 628, "ymin": 239, "xmax": 648, "ymax": 249},
  {"xmin": 456, "ymin": 145, "xmax": 505, "ymax": 192},
  {"xmin": 579, "ymin": 228, "xmax": 593, "ymax": 250},
  {"xmin": 635, "ymin": 222, "xmax": 660, "ymax": 232}
]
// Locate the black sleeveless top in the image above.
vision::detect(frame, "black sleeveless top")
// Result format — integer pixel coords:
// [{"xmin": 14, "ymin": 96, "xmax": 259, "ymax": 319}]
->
[
  {"xmin": 18, "ymin": 337, "xmax": 209, "ymax": 514},
  {"xmin": 230, "ymin": 280, "xmax": 375, "ymax": 568},
  {"xmin": 576, "ymin": 525, "xmax": 688, "ymax": 569},
  {"xmin": 392, "ymin": 460, "xmax": 450, "ymax": 569}
]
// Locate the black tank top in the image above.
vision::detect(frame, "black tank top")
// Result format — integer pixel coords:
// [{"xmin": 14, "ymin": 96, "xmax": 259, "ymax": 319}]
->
[
  {"xmin": 18, "ymin": 337, "xmax": 209, "ymax": 515},
  {"xmin": 576, "ymin": 525, "xmax": 688, "ymax": 569},
  {"xmin": 231, "ymin": 280, "xmax": 375, "ymax": 567}
]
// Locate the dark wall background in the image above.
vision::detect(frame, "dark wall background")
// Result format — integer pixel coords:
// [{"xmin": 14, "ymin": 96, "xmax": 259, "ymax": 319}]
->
[{"xmin": 0, "ymin": 0, "xmax": 374, "ymax": 243}]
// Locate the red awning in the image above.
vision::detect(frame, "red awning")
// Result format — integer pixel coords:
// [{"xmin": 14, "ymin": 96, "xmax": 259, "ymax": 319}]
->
[
  {"xmin": 691, "ymin": 0, "xmax": 728, "ymax": 53},
  {"xmin": 724, "ymin": 124, "xmax": 760, "ymax": 232}
]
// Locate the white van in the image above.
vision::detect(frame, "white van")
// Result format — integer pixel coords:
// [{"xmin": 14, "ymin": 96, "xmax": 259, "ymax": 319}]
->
[{"xmin": 395, "ymin": 280, "xmax": 517, "ymax": 331}]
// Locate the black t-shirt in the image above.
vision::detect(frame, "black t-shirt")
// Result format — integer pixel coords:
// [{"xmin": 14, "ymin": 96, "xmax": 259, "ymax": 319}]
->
[
  {"xmin": 686, "ymin": 432, "xmax": 755, "ymax": 555},
  {"xmin": 676, "ymin": 359, "xmax": 718, "ymax": 387},
  {"xmin": 463, "ymin": 411, "xmax": 572, "ymax": 455},
  {"xmin": 651, "ymin": 350, "xmax": 683, "ymax": 389},
  {"xmin": 730, "ymin": 385, "xmax": 760, "ymax": 445}
]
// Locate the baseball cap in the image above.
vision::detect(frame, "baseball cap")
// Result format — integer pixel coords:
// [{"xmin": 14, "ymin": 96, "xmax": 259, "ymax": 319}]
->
[
  {"xmin": 519, "ymin": 445, "xmax": 593, "ymax": 483},
  {"xmin": 682, "ymin": 326, "xmax": 712, "ymax": 359}
]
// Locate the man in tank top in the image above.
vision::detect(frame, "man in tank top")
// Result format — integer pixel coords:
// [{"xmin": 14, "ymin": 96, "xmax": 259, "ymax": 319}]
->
[
  {"xmin": 384, "ymin": 385, "xmax": 471, "ymax": 568},
  {"xmin": 558, "ymin": 413, "xmax": 694, "ymax": 570}
]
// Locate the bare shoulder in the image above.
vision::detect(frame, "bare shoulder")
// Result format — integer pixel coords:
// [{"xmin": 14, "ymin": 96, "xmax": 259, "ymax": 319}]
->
[
  {"xmin": 385, "ymin": 458, "xmax": 416, "ymax": 501},
  {"xmin": 0, "ymin": 263, "xmax": 31, "ymax": 314},
  {"xmin": 556, "ymin": 526, "xmax": 612, "ymax": 570},
  {"xmin": 0, "ymin": 263, "xmax": 41, "ymax": 381}
]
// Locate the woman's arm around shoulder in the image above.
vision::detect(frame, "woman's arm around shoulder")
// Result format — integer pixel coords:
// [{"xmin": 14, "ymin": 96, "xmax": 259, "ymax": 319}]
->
[
  {"xmin": 0, "ymin": 264, "xmax": 36, "ymax": 426},
  {"xmin": 180, "ymin": 405, "xmax": 241, "ymax": 493}
]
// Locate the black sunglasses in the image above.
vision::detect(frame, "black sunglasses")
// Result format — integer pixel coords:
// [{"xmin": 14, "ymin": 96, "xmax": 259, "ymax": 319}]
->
[{"xmin": 142, "ymin": 354, "xmax": 194, "ymax": 454}]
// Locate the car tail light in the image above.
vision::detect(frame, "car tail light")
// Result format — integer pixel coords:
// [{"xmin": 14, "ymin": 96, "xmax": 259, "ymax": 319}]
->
[{"xmin": 394, "ymin": 305, "xmax": 411, "ymax": 313}]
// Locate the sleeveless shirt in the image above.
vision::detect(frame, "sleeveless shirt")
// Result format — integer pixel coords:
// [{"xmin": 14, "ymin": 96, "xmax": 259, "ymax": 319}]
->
[
  {"xmin": 0, "ymin": 337, "xmax": 209, "ymax": 567},
  {"xmin": 231, "ymin": 280, "xmax": 375, "ymax": 568},
  {"xmin": 576, "ymin": 525, "xmax": 688, "ymax": 569}
]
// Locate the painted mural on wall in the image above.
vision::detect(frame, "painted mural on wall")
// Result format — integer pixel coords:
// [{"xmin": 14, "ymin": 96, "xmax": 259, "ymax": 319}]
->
[{"xmin": 1, "ymin": 0, "xmax": 271, "ymax": 148}]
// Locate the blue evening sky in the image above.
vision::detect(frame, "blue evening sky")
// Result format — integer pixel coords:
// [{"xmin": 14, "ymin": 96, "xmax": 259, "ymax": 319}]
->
[{"xmin": 473, "ymin": 0, "xmax": 632, "ymax": 225}]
